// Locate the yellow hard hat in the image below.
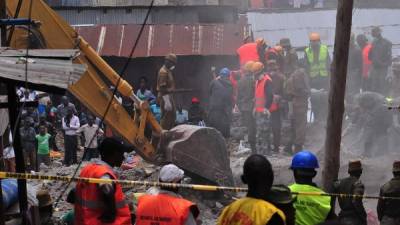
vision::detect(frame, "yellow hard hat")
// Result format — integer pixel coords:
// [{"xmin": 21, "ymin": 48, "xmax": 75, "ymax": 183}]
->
[
  {"xmin": 256, "ymin": 38, "xmax": 266, "ymax": 47},
  {"xmin": 243, "ymin": 61, "xmax": 255, "ymax": 72},
  {"xmin": 251, "ymin": 62, "xmax": 265, "ymax": 74},
  {"xmin": 309, "ymin": 32, "xmax": 321, "ymax": 41}
]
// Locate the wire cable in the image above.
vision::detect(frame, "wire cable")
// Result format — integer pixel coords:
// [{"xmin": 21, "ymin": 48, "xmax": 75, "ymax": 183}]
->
[{"xmin": 53, "ymin": 0, "xmax": 155, "ymax": 209}]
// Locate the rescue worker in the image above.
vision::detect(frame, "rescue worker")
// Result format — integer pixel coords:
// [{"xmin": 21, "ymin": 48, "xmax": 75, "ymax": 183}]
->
[
  {"xmin": 377, "ymin": 161, "xmax": 400, "ymax": 225},
  {"xmin": 237, "ymin": 38, "xmax": 268, "ymax": 66},
  {"xmin": 369, "ymin": 26, "xmax": 392, "ymax": 95},
  {"xmin": 74, "ymin": 138, "xmax": 132, "ymax": 225},
  {"xmin": 346, "ymin": 34, "xmax": 362, "ymax": 99},
  {"xmin": 208, "ymin": 68, "xmax": 233, "ymax": 138},
  {"xmin": 280, "ymin": 38, "xmax": 299, "ymax": 78},
  {"xmin": 237, "ymin": 61, "xmax": 257, "ymax": 152},
  {"xmin": 333, "ymin": 160, "xmax": 367, "ymax": 225},
  {"xmin": 252, "ymin": 62, "xmax": 275, "ymax": 154},
  {"xmin": 266, "ymin": 185, "xmax": 296, "ymax": 225},
  {"xmin": 353, "ymin": 92, "xmax": 392, "ymax": 157},
  {"xmin": 285, "ymin": 68, "xmax": 310, "ymax": 154},
  {"xmin": 188, "ymin": 97, "xmax": 206, "ymax": 126},
  {"xmin": 356, "ymin": 34, "xmax": 372, "ymax": 91},
  {"xmin": 218, "ymin": 154, "xmax": 286, "ymax": 225},
  {"xmin": 157, "ymin": 53, "xmax": 177, "ymax": 130},
  {"xmin": 268, "ymin": 60, "xmax": 285, "ymax": 153},
  {"xmin": 389, "ymin": 60, "xmax": 400, "ymax": 98},
  {"xmin": 304, "ymin": 32, "xmax": 331, "ymax": 90},
  {"xmin": 289, "ymin": 150, "xmax": 334, "ymax": 225},
  {"xmin": 266, "ymin": 45, "xmax": 284, "ymax": 70},
  {"xmin": 136, "ymin": 164, "xmax": 200, "ymax": 225}
]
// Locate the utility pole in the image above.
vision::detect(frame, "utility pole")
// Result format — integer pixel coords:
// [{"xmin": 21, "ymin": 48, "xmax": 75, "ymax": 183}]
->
[
  {"xmin": 0, "ymin": 1, "xmax": 6, "ymax": 225},
  {"xmin": 322, "ymin": 0, "xmax": 354, "ymax": 191}
]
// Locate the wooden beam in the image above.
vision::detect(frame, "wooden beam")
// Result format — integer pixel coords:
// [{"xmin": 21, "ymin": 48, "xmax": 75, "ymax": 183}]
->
[
  {"xmin": 322, "ymin": 0, "xmax": 354, "ymax": 190},
  {"xmin": 0, "ymin": 1, "xmax": 6, "ymax": 224},
  {"xmin": 0, "ymin": 101, "xmax": 38, "ymax": 108},
  {"xmin": 7, "ymin": 82, "xmax": 28, "ymax": 224}
]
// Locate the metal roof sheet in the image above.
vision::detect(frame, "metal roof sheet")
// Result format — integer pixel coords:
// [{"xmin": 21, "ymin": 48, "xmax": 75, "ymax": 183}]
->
[
  {"xmin": 0, "ymin": 49, "xmax": 87, "ymax": 89},
  {"xmin": 75, "ymin": 23, "xmax": 250, "ymax": 57},
  {"xmin": 45, "ymin": 0, "xmax": 241, "ymax": 7}
]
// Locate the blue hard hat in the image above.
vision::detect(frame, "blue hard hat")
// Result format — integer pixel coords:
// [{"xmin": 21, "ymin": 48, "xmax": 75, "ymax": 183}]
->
[
  {"xmin": 219, "ymin": 68, "xmax": 230, "ymax": 77},
  {"xmin": 290, "ymin": 150, "xmax": 319, "ymax": 169}
]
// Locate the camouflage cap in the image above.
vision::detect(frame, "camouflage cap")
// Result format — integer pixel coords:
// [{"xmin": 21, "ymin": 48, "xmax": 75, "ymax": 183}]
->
[
  {"xmin": 393, "ymin": 161, "xmax": 400, "ymax": 172},
  {"xmin": 267, "ymin": 185, "xmax": 294, "ymax": 204},
  {"xmin": 348, "ymin": 160, "xmax": 362, "ymax": 172},
  {"xmin": 165, "ymin": 53, "xmax": 177, "ymax": 64},
  {"xmin": 279, "ymin": 38, "xmax": 291, "ymax": 47},
  {"xmin": 36, "ymin": 189, "xmax": 53, "ymax": 207}
]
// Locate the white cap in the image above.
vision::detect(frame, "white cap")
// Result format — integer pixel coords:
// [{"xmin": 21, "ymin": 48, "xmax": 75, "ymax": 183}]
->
[{"xmin": 159, "ymin": 164, "xmax": 184, "ymax": 183}]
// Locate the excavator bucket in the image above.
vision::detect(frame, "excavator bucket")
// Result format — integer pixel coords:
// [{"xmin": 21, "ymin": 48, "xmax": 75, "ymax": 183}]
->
[{"xmin": 159, "ymin": 125, "xmax": 234, "ymax": 187}]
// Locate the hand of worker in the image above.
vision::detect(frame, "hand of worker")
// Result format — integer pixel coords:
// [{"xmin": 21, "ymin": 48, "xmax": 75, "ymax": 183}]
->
[
  {"xmin": 263, "ymin": 108, "xmax": 270, "ymax": 117},
  {"xmin": 386, "ymin": 74, "xmax": 394, "ymax": 83}
]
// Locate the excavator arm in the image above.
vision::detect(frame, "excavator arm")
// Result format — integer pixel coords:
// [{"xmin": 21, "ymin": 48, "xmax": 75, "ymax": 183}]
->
[{"xmin": 6, "ymin": 0, "xmax": 234, "ymax": 186}]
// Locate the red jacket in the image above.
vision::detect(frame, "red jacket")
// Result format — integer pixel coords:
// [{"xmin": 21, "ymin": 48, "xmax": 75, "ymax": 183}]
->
[
  {"xmin": 75, "ymin": 162, "xmax": 131, "ymax": 225},
  {"xmin": 362, "ymin": 44, "xmax": 372, "ymax": 78},
  {"xmin": 237, "ymin": 43, "xmax": 260, "ymax": 66}
]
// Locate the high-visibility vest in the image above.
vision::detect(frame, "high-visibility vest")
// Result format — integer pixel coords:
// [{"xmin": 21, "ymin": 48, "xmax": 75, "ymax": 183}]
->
[
  {"xmin": 75, "ymin": 163, "xmax": 131, "ymax": 225},
  {"xmin": 136, "ymin": 194, "xmax": 197, "ymax": 225},
  {"xmin": 254, "ymin": 75, "xmax": 279, "ymax": 113},
  {"xmin": 217, "ymin": 197, "xmax": 286, "ymax": 225},
  {"xmin": 305, "ymin": 45, "xmax": 329, "ymax": 78},
  {"xmin": 362, "ymin": 44, "xmax": 372, "ymax": 78},
  {"xmin": 237, "ymin": 43, "xmax": 260, "ymax": 66},
  {"xmin": 289, "ymin": 183, "xmax": 332, "ymax": 225}
]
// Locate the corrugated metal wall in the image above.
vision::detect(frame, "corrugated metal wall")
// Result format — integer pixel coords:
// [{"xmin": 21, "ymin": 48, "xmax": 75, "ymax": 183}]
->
[
  {"xmin": 55, "ymin": 6, "xmax": 237, "ymax": 25},
  {"xmin": 45, "ymin": 0, "xmax": 242, "ymax": 7},
  {"xmin": 104, "ymin": 55, "xmax": 238, "ymax": 109}
]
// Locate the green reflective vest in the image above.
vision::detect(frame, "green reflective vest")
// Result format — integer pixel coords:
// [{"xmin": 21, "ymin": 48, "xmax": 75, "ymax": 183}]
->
[
  {"xmin": 289, "ymin": 183, "xmax": 332, "ymax": 225},
  {"xmin": 305, "ymin": 45, "xmax": 329, "ymax": 78}
]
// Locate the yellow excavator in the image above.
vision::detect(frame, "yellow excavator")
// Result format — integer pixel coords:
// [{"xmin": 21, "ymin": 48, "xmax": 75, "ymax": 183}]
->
[{"xmin": 6, "ymin": 0, "xmax": 233, "ymax": 186}]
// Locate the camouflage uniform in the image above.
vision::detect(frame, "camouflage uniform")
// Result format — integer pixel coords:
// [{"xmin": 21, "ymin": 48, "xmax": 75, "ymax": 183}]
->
[
  {"xmin": 378, "ymin": 174, "xmax": 400, "ymax": 225},
  {"xmin": 285, "ymin": 68, "xmax": 310, "ymax": 153},
  {"xmin": 334, "ymin": 176, "xmax": 367, "ymax": 225},
  {"xmin": 255, "ymin": 112, "xmax": 270, "ymax": 154},
  {"xmin": 157, "ymin": 65, "xmax": 176, "ymax": 130}
]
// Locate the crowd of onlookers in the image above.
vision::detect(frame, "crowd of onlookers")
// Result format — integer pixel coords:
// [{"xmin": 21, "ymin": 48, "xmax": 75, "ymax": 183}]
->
[
  {"xmin": 3, "ymin": 88, "xmax": 105, "ymax": 172},
  {"xmin": 2, "ymin": 78, "xmax": 209, "ymax": 172}
]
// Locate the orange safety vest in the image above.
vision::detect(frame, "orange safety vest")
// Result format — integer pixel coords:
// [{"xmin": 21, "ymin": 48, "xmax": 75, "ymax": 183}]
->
[
  {"xmin": 237, "ymin": 43, "xmax": 260, "ymax": 66},
  {"xmin": 136, "ymin": 194, "xmax": 198, "ymax": 225},
  {"xmin": 254, "ymin": 74, "xmax": 278, "ymax": 113},
  {"xmin": 362, "ymin": 44, "xmax": 372, "ymax": 78},
  {"xmin": 75, "ymin": 163, "xmax": 131, "ymax": 225},
  {"xmin": 250, "ymin": 0, "xmax": 265, "ymax": 9}
]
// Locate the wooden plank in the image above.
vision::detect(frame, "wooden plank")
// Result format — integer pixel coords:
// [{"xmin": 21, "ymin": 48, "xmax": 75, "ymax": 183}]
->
[
  {"xmin": 0, "ymin": 56, "xmax": 86, "ymax": 89},
  {"xmin": 0, "ymin": 48, "xmax": 80, "ymax": 58}
]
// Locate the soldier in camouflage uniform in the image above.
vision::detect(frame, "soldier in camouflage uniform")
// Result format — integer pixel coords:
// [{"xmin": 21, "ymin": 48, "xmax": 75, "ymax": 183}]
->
[
  {"xmin": 157, "ymin": 54, "xmax": 177, "ymax": 130},
  {"xmin": 333, "ymin": 160, "xmax": 367, "ymax": 225},
  {"xmin": 377, "ymin": 161, "xmax": 400, "ymax": 225}
]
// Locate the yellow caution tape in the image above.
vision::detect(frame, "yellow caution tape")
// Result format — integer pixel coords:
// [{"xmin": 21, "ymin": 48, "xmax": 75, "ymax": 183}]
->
[{"xmin": 1, "ymin": 172, "xmax": 400, "ymax": 200}]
